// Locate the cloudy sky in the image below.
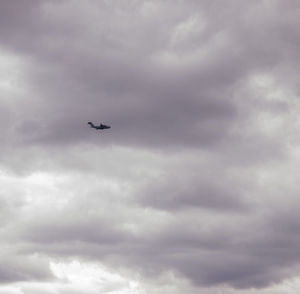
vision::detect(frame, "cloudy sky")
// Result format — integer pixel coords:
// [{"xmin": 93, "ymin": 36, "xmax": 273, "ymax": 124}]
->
[{"xmin": 1, "ymin": 0, "xmax": 300, "ymax": 293}]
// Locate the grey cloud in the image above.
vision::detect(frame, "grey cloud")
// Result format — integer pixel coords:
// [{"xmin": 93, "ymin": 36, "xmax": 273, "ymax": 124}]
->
[
  {"xmin": 137, "ymin": 165, "xmax": 249, "ymax": 211},
  {"xmin": 5, "ymin": 169, "xmax": 283, "ymax": 289},
  {"xmin": 0, "ymin": 255, "xmax": 52, "ymax": 283},
  {"xmin": 11, "ymin": 157, "xmax": 300, "ymax": 290},
  {"xmin": 0, "ymin": 1, "xmax": 253, "ymax": 150},
  {"xmin": 0, "ymin": 1, "xmax": 300, "ymax": 293},
  {"xmin": 0, "ymin": 0, "xmax": 295, "ymax": 162}
]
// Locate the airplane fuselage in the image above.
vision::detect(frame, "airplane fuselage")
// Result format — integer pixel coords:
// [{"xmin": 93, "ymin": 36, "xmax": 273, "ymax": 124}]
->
[{"xmin": 88, "ymin": 122, "xmax": 111, "ymax": 130}]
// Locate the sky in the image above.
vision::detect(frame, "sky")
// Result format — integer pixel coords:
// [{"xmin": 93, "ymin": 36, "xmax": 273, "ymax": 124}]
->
[{"xmin": 1, "ymin": 0, "xmax": 300, "ymax": 293}]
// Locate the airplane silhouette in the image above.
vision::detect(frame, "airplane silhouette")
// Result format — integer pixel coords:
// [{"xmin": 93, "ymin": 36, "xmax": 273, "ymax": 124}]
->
[{"xmin": 88, "ymin": 122, "xmax": 111, "ymax": 130}]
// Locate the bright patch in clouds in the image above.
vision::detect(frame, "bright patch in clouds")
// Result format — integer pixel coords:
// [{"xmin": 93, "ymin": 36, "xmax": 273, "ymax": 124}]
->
[
  {"xmin": 50, "ymin": 260, "xmax": 143, "ymax": 294},
  {"xmin": 0, "ymin": 48, "xmax": 27, "ymax": 96}
]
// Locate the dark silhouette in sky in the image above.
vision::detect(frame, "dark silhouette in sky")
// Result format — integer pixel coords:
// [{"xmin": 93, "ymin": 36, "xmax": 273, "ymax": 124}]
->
[{"xmin": 88, "ymin": 122, "xmax": 111, "ymax": 130}]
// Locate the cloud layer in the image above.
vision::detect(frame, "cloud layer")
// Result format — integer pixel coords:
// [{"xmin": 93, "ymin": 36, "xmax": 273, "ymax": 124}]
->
[{"xmin": 1, "ymin": 1, "xmax": 300, "ymax": 293}]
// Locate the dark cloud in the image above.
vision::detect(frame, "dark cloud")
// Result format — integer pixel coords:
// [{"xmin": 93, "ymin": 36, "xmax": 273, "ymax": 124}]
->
[
  {"xmin": 0, "ymin": 0, "xmax": 244, "ymax": 150},
  {"xmin": 0, "ymin": 0, "xmax": 295, "ymax": 153},
  {"xmin": 0, "ymin": 1, "xmax": 300, "ymax": 293}
]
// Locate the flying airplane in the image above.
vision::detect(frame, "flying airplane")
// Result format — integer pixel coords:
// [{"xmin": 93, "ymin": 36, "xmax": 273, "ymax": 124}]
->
[{"xmin": 88, "ymin": 122, "xmax": 111, "ymax": 130}]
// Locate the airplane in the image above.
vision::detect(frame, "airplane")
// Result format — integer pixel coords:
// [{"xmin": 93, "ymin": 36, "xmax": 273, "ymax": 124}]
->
[{"xmin": 88, "ymin": 122, "xmax": 111, "ymax": 130}]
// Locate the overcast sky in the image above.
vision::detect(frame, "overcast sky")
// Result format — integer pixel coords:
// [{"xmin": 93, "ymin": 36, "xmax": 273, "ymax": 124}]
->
[{"xmin": 1, "ymin": 1, "xmax": 300, "ymax": 293}]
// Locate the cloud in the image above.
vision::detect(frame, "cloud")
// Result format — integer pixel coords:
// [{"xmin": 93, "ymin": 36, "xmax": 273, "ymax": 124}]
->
[
  {"xmin": 0, "ymin": 1, "xmax": 300, "ymax": 293},
  {"xmin": 0, "ymin": 255, "xmax": 52, "ymax": 283}
]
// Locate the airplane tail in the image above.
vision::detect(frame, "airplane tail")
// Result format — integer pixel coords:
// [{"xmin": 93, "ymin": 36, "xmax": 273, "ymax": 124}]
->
[{"xmin": 88, "ymin": 122, "xmax": 95, "ymax": 128}]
